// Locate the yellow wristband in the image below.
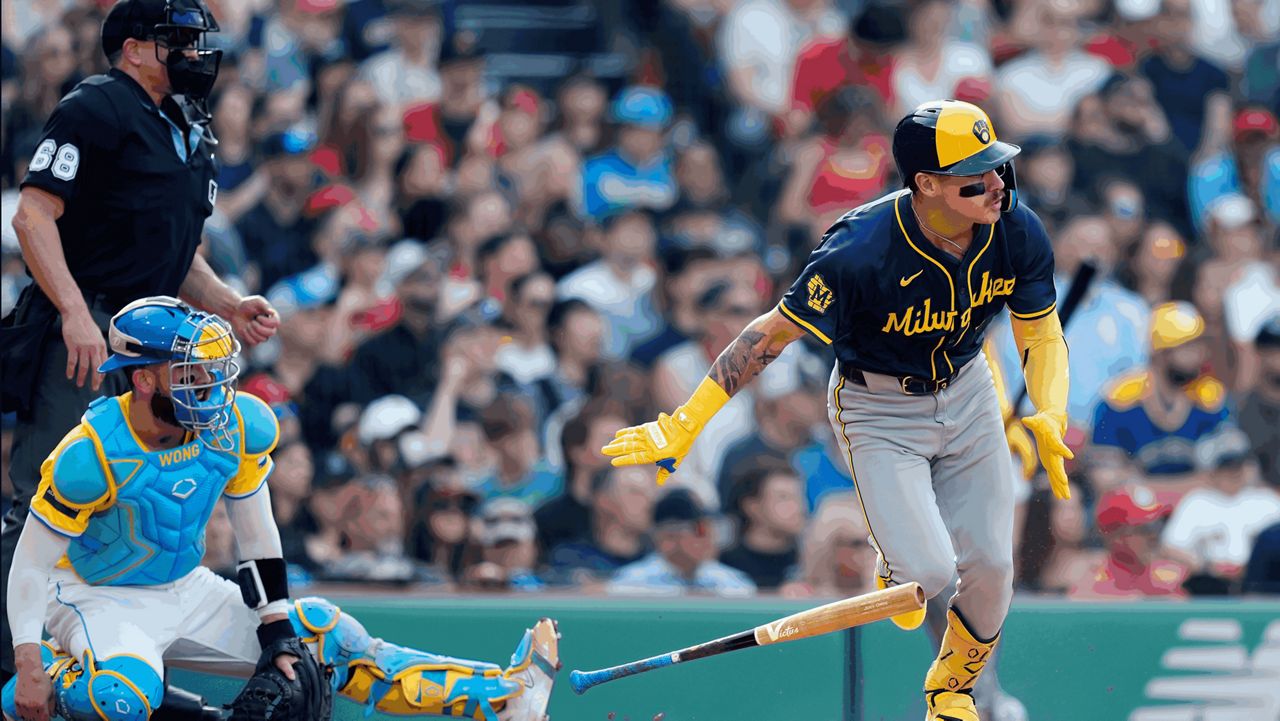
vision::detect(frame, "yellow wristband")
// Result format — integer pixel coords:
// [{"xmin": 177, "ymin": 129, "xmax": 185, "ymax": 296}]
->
[{"xmin": 673, "ymin": 377, "xmax": 731, "ymax": 431}]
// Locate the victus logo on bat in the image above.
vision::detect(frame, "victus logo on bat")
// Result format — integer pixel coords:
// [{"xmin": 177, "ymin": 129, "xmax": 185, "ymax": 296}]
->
[
  {"xmin": 763, "ymin": 622, "xmax": 799, "ymax": 643},
  {"xmin": 1130, "ymin": 619, "xmax": 1280, "ymax": 721}
]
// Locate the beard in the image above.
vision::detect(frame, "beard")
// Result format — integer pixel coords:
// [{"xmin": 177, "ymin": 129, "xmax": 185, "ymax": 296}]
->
[{"xmin": 150, "ymin": 391, "xmax": 182, "ymax": 428}]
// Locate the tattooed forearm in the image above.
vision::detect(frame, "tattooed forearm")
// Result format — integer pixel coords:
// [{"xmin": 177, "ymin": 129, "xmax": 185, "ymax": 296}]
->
[{"xmin": 709, "ymin": 330, "xmax": 784, "ymax": 397}]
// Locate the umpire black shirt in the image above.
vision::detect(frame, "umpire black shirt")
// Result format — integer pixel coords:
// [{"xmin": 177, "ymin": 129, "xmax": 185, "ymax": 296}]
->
[{"xmin": 20, "ymin": 68, "xmax": 217, "ymax": 309}]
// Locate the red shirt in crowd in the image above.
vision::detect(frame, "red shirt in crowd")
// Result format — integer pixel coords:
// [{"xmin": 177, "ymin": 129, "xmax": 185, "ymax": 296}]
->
[
  {"xmin": 806, "ymin": 134, "xmax": 892, "ymax": 216},
  {"xmin": 790, "ymin": 38, "xmax": 895, "ymax": 114}
]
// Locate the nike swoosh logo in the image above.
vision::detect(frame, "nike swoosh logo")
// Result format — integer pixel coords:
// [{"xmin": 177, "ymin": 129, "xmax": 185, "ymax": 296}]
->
[{"xmin": 900, "ymin": 270, "xmax": 924, "ymax": 287}]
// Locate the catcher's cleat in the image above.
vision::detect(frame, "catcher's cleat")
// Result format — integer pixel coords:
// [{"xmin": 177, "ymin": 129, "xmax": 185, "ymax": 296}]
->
[
  {"xmin": 877, "ymin": 575, "xmax": 926, "ymax": 631},
  {"xmin": 500, "ymin": 618, "xmax": 561, "ymax": 721},
  {"xmin": 924, "ymin": 609, "xmax": 998, "ymax": 721}
]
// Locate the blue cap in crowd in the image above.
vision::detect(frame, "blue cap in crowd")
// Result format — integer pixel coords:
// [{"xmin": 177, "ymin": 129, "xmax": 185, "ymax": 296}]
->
[{"xmin": 612, "ymin": 86, "xmax": 672, "ymax": 129}]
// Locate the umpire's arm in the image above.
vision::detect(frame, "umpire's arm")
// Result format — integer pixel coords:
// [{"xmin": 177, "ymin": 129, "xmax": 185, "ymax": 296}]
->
[
  {"xmin": 13, "ymin": 187, "xmax": 109, "ymax": 390},
  {"xmin": 179, "ymin": 253, "xmax": 280, "ymax": 347}
]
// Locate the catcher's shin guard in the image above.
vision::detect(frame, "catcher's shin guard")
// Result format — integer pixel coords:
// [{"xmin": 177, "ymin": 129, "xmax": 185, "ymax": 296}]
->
[
  {"xmin": 1, "ymin": 641, "xmax": 163, "ymax": 721},
  {"xmin": 289, "ymin": 597, "xmax": 560, "ymax": 720},
  {"xmin": 923, "ymin": 609, "xmax": 998, "ymax": 721}
]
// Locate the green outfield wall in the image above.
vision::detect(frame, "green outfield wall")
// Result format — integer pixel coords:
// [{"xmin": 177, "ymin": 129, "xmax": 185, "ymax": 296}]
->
[{"xmin": 170, "ymin": 596, "xmax": 1279, "ymax": 721}]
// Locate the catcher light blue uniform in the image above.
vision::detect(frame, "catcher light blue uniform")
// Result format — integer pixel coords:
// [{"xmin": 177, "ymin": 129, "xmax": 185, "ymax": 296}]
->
[{"xmin": 3, "ymin": 298, "xmax": 558, "ymax": 721}]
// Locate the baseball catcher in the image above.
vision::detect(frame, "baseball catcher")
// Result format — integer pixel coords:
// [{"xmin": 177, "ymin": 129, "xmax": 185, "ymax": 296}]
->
[{"xmin": 3, "ymin": 297, "xmax": 559, "ymax": 721}]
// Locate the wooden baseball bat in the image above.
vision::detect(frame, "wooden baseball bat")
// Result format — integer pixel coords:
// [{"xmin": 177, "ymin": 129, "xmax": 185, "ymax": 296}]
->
[{"xmin": 569, "ymin": 582, "xmax": 924, "ymax": 694}]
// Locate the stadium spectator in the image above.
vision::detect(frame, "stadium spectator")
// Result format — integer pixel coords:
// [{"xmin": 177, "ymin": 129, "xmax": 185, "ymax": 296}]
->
[
  {"xmin": 780, "ymin": 494, "xmax": 875, "ymax": 598},
  {"xmin": 1067, "ymin": 74, "xmax": 1190, "ymax": 234},
  {"xmin": 269, "ymin": 434, "xmax": 321, "ymax": 570},
  {"xmin": 236, "ymin": 128, "xmax": 322, "ymax": 292},
  {"xmin": 347, "ymin": 244, "xmax": 451, "ymax": 402},
  {"xmin": 580, "ymin": 87, "xmax": 677, "ymax": 222},
  {"xmin": 995, "ymin": 0, "xmax": 1110, "ymax": 139},
  {"xmin": 1188, "ymin": 107, "xmax": 1280, "ymax": 231},
  {"xmin": 1098, "ymin": 177, "xmax": 1147, "ymax": 256},
  {"xmin": 608, "ymin": 489, "xmax": 756, "ymax": 597},
  {"xmin": 475, "ymin": 393, "xmax": 563, "ymax": 506},
  {"xmin": 1243, "ymin": 521, "xmax": 1280, "ymax": 594},
  {"xmin": 535, "ymin": 402, "xmax": 628, "ymax": 553},
  {"xmin": 715, "ymin": 351, "xmax": 825, "ymax": 508},
  {"xmin": 891, "ymin": 0, "xmax": 991, "ymax": 118},
  {"xmin": 1013, "ymin": 135, "xmax": 1084, "ymax": 234},
  {"xmin": 357, "ymin": 394, "xmax": 422, "ymax": 475},
  {"xmin": 786, "ymin": 2, "xmax": 904, "ymax": 137},
  {"xmin": 394, "ymin": 142, "xmax": 450, "ymax": 242},
  {"xmin": 1091, "ymin": 303, "xmax": 1230, "ymax": 495},
  {"xmin": 496, "ymin": 271, "xmax": 558, "ymax": 387},
  {"xmin": 1069, "ymin": 486, "xmax": 1187, "ymax": 599},
  {"xmin": 716, "ymin": 0, "xmax": 843, "ymax": 133},
  {"xmin": 778, "ymin": 86, "xmax": 893, "ymax": 235},
  {"xmin": 1240, "ymin": 317, "xmax": 1280, "ymax": 489},
  {"xmin": 1119, "ymin": 220, "xmax": 1186, "ymax": 307},
  {"xmin": 258, "ymin": 0, "xmax": 346, "ymax": 95},
  {"xmin": 319, "ymin": 474, "xmax": 429, "ymax": 583},
  {"xmin": 477, "ymin": 233, "xmax": 539, "ymax": 305},
  {"xmin": 1140, "ymin": 0, "xmax": 1231, "ymax": 156},
  {"xmin": 722, "ymin": 460, "xmax": 808, "ymax": 589},
  {"xmin": 557, "ymin": 209, "xmax": 662, "ymax": 359},
  {"xmin": 666, "ymin": 142, "xmax": 762, "ymax": 257},
  {"xmin": 1161, "ymin": 427, "xmax": 1280, "ymax": 593},
  {"xmin": 472, "ymin": 497, "xmax": 545, "ymax": 591},
  {"xmin": 541, "ymin": 299, "xmax": 606, "ymax": 420},
  {"xmin": 998, "ymin": 215, "xmax": 1150, "ymax": 430},
  {"xmin": 549, "ymin": 465, "xmax": 657, "ymax": 585},
  {"xmin": 357, "ymin": 0, "xmax": 441, "ymax": 111},
  {"xmin": 548, "ymin": 73, "xmax": 608, "ymax": 158},
  {"xmin": 1016, "ymin": 485, "xmax": 1103, "ymax": 594},
  {"xmin": 409, "ymin": 473, "xmax": 480, "ymax": 583}
]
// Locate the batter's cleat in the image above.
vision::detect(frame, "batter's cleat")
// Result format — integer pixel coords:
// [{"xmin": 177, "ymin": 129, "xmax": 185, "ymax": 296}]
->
[
  {"xmin": 924, "ymin": 609, "xmax": 998, "ymax": 721},
  {"xmin": 500, "ymin": 618, "xmax": 561, "ymax": 721},
  {"xmin": 877, "ymin": 575, "xmax": 926, "ymax": 631}
]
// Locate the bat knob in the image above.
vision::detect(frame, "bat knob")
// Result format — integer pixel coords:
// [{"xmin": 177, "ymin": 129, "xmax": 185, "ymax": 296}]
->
[{"xmin": 569, "ymin": 669, "xmax": 590, "ymax": 695}]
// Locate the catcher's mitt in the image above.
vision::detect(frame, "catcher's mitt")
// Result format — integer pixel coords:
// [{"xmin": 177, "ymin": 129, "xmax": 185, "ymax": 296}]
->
[{"xmin": 227, "ymin": 619, "xmax": 334, "ymax": 721}]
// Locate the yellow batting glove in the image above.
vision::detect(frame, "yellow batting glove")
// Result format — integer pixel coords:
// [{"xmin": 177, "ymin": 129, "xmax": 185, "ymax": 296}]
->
[
  {"xmin": 601, "ymin": 377, "xmax": 730, "ymax": 485},
  {"xmin": 1005, "ymin": 421, "xmax": 1037, "ymax": 481},
  {"xmin": 1020, "ymin": 411, "xmax": 1074, "ymax": 500}
]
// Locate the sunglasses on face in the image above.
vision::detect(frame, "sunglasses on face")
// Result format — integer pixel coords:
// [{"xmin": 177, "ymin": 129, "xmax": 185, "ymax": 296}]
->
[{"xmin": 430, "ymin": 496, "xmax": 477, "ymax": 514}]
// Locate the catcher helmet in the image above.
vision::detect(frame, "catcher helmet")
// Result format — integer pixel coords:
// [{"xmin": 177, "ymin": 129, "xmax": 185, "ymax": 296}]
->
[
  {"xmin": 98, "ymin": 296, "xmax": 241, "ymax": 449},
  {"xmin": 893, "ymin": 99, "xmax": 1020, "ymax": 212}
]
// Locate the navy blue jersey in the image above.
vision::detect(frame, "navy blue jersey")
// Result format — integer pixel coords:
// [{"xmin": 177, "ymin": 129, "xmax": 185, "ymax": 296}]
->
[{"xmin": 779, "ymin": 190, "xmax": 1057, "ymax": 380}]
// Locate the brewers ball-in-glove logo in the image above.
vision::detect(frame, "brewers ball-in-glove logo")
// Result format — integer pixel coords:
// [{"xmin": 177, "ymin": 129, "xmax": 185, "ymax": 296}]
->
[
  {"xmin": 972, "ymin": 119, "xmax": 991, "ymax": 144},
  {"xmin": 807, "ymin": 274, "xmax": 834, "ymax": 314}
]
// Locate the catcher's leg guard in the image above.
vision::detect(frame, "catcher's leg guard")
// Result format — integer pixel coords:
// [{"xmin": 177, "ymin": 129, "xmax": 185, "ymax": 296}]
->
[
  {"xmin": 1, "ymin": 641, "xmax": 163, "ymax": 721},
  {"xmin": 923, "ymin": 609, "xmax": 997, "ymax": 721},
  {"xmin": 289, "ymin": 597, "xmax": 560, "ymax": 720}
]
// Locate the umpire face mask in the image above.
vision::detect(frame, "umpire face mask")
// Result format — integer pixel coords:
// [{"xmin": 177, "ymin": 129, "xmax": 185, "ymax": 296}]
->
[{"xmin": 154, "ymin": 1, "xmax": 223, "ymax": 106}]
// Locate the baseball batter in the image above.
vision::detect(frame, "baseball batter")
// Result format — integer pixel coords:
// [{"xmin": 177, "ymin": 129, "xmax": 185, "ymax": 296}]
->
[
  {"xmin": 604, "ymin": 100, "xmax": 1071, "ymax": 721},
  {"xmin": 2, "ymin": 297, "xmax": 559, "ymax": 721}
]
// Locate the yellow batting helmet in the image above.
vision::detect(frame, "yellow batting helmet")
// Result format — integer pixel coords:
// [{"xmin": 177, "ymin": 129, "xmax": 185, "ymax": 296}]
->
[
  {"xmin": 1150, "ymin": 302, "xmax": 1205, "ymax": 351},
  {"xmin": 892, "ymin": 99, "xmax": 1020, "ymax": 212}
]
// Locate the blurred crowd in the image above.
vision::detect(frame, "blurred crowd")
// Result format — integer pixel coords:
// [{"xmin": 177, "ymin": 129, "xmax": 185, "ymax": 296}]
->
[{"xmin": 2, "ymin": 0, "xmax": 1279, "ymax": 600}]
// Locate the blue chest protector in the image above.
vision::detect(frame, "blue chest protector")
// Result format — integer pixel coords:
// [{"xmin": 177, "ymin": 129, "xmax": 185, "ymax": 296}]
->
[{"xmin": 67, "ymin": 396, "xmax": 242, "ymax": 586}]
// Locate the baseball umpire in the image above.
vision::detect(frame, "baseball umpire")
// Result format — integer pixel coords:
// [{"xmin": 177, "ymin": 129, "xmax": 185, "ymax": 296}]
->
[
  {"xmin": 0, "ymin": 0, "xmax": 278, "ymax": 693},
  {"xmin": 604, "ymin": 99, "xmax": 1071, "ymax": 721}
]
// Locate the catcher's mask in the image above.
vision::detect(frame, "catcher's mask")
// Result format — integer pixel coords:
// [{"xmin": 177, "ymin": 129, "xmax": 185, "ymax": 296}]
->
[{"xmin": 99, "ymin": 296, "xmax": 241, "ymax": 451}]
